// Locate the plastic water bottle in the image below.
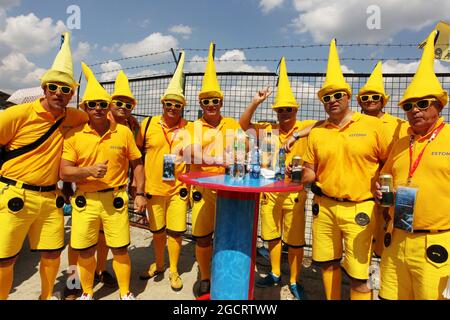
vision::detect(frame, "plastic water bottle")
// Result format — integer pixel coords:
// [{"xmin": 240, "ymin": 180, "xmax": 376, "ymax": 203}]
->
[
  {"xmin": 275, "ymin": 148, "xmax": 286, "ymax": 181},
  {"xmin": 250, "ymin": 141, "xmax": 260, "ymax": 179}
]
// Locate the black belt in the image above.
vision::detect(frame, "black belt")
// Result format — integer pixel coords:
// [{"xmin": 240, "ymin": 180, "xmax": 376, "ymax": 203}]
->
[
  {"xmin": 97, "ymin": 185, "xmax": 126, "ymax": 193},
  {"xmin": 413, "ymin": 229, "xmax": 450, "ymax": 234},
  {"xmin": 311, "ymin": 183, "xmax": 374, "ymax": 203},
  {"xmin": 0, "ymin": 176, "xmax": 56, "ymax": 192}
]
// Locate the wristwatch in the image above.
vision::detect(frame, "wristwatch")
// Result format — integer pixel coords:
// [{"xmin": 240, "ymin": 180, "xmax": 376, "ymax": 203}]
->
[{"xmin": 293, "ymin": 131, "xmax": 301, "ymax": 140}]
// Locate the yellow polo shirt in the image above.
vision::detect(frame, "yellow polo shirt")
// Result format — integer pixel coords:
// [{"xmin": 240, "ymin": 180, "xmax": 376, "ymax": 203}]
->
[
  {"xmin": 136, "ymin": 115, "xmax": 191, "ymax": 196},
  {"xmin": 0, "ymin": 98, "xmax": 88, "ymax": 185},
  {"xmin": 304, "ymin": 112, "xmax": 389, "ymax": 201},
  {"xmin": 189, "ymin": 117, "xmax": 241, "ymax": 174},
  {"xmin": 62, "ymin": 121, "xmax": 141, "ymax": 192},
  {"xmin": 379, "ymin": 112, "xmax": 408, "ymax": 154},
  {"xmin": 381, "ymin": 117, "xmax": 450, "ymax": 230},
  {"xmin": 255, "ymin": 120, "xmax": 317, "ymax": 165}
]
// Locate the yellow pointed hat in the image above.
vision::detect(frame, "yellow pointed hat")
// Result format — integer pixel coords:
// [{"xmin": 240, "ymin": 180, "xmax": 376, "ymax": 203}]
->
[
  {"xmin": 272, "ymin": 57, "xmax": 299, "ymax": 109},
  {"xmin": 357, "ymin": 61, "xmax": 390, "ymax": 107},
  {"xmin": 80, "ymin": 62, "xmax": 111, "ymax": 107},
  {"xmin": 41, "ymin": 32, "xmax": 78, "ymax": 88},
  {"xmin": 399, "ymin": 30, "xmax": 448, "ymax": 107},
  {"xmin": 199, "ymin": 42, "xmax": 223, "ymax": 99},
  {"xmin": 161, "ymin": 51, "xmax": 186, "ymax": 105},
  {"xmin": 111, "ymin": 70, "xmax": 136, "ymax": 105},
  {"xmin": 317, "ymin": 39, "xmax": 351, "ymax": 100}
]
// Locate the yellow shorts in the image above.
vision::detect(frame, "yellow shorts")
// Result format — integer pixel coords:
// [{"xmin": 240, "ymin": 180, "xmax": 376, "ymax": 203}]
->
[
  {"xmin": 0, "ymin": 182, "xmax": 64, "ymax": 259},
  {"xmin": 146, "ymin": 188, "xmax": 189, "ymax": 233},
  {"xmin": 312, "ymin": 196, "xmax": 376, "ymax": 280},
  {"xmin": 190, "ymin": 186, "xmax": 216, "ymax": 238},
  {"xmin": 260, "ymin": 191, "xmax": 306, "ymax": 247},
  {"xmin": 380, "ymin": 229, "xmax": 450, "ymax": 300},
  {"xmin": 70, "ymin": 189, "xmax": 130, "ymax": 250}
]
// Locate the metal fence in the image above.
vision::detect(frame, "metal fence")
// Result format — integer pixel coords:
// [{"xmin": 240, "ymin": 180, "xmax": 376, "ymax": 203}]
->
[{"xmin": 102, "ymin": 72, "xmax": 450, "ymax": 257}]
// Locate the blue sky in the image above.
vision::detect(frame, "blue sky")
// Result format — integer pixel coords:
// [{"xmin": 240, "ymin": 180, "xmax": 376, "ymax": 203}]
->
[{"xmin": 1, "ymin": 0, "xmax": 450, "ymax": 93}]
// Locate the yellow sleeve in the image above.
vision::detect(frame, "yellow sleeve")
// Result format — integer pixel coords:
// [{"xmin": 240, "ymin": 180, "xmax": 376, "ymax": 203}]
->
[
  {"xmin": 0, "ymin": 105, "xmax": 24, "ymax": 146},
  {"xmin": 62, "ymin": 132, "xmax": 78, "ymax": 163},
  {"xmin": 303, "ymin": 131, "xmax": 316, "ymax": 165}
]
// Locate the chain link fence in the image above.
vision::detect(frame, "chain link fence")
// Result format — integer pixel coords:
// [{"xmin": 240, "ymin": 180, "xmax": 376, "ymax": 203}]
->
[{"xmin": 102, "ymin": 71, "xmax": 450, "ymax": 257}]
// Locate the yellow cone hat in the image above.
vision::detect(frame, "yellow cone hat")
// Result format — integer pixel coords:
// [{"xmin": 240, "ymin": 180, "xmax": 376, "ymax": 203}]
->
[
  {"xmin": 272, "ymin": 57, "xmax": 299, "ymax": 109},
  {"xmin": 111, "ymin": 70, "xmax": 136, "ymax": 105},
  {"xmin": 161, "ymin": 51, "xmax": 186, "ymax": 105},
  {"xmin": 80, "ymin": 62, "xmax": 111, "ymax": 107},
  {"xmin": 199, "ymin": 42, "xmax": 223, "ymax": 99},
  {"xmin": 41, "ymin": 32, "xmax": 78, "ymax": 88},
  {"xmin": 399, "ymin": 30, "xmax": 448, "ymax": 107},
  {"xmin": 318, "ymin": 39, "xmax": 351, "ymax": 100},
  {"xmin": 357, "ymin": 61, "xmax": 390, "ymax": 107}
]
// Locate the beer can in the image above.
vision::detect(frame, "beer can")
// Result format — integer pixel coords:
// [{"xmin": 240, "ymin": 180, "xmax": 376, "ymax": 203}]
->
[
  {"xmin": 291, "ymin": 156, "xmax": 302, "ymax": 183},
  {"xmin": 379, "ymin": 174, "xmax": 394, "ymax": 207}
]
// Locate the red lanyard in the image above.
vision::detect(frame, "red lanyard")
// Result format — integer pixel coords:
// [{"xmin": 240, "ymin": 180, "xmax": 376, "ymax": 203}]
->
[
  {"xmin": 160, "ymin": 122, "xmax": 180, "ymax": 152},
  {"xmin": 408, "ymin": 122, "xmax": 445, "ymax": 182}
]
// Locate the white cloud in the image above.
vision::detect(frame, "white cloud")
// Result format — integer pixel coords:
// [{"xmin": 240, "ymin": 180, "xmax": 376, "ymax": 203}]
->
[
  {"xmin": 118, "ymin": 32, "xmax": 178, "ymax": 58},
  {"xmin": 99, "ymin": 60, "xmax": 122, "ymax": 82},
  {"xmin": 382, "ymin": 59, "xmax": 450, "ymax": 73},
  {"xmin": 169, "ymin": 24, "xmax": 192, "ymax": 35},
  {"xmin": 290, "ymin": 0, "xmax": 450, "ymax": 43},
  {"xmin": 259, "ymin": 0, "xmax": 284, "ymax": 14},
  {"xmin": 341, "ymin": 64, "xmax": 355, "ymax": 73},
  {"xmin": 0, "ymin": 52, "xmax": 46, "ymax": 91},
  {"xmin": 0, "ymin": 13, "xmax": 66, "ymax": 54},
  {"xmin": 73, "ymin": 41, "xmax": 93, "ymax": 61},
  {"xmin": 186, "ymin": 50, "xmax": 269, "ymax": 72}
]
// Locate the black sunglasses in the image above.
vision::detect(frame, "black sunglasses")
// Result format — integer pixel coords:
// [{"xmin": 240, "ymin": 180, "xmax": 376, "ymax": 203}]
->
[
  {"xmin": 47, "ymin": 83, "xmax": 72, "ymax": 95},
  {"xmin": 113, "ymin": 100, "xmax": 134, "ymax": 110},
  {"xmin": 85, "ymin": 101, "xmax": 109, "ymax": 109},
  {"xmin": 321, "ymin": 91, "xmax": 346, "ymax": 104},
  {"xmin": 201, "ymin": 98, "xmax": 221, "ymax": 106},
  {"xmin": 276, "ymin": 107, "xmax": 293, "ymax": 114},
  {"xmin": 164, "ymin": 101, "xmax": 183, "ymax": 109},
  {"xmin": 360, "ymin": 94, "xmax": 381, "ymax": 102},
  {"xmin": 401, "ymin": 98, "xmax": 437, "ymax": 112}
]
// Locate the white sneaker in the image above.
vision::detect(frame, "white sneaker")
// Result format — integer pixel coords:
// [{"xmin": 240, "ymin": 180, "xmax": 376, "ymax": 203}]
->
[
  {"xmin": 76, "ymin": 293, "xmax": 93, "ymax": 300},
  {"xmin": 120, "ymin": 292, "xmax": 136, "ymax": 300}
]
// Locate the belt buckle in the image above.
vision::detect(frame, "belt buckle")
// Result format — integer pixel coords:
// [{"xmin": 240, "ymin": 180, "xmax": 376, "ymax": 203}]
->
[{"xmin": 336, "ymin": 197, "xmax": 345, "ymax": 202}]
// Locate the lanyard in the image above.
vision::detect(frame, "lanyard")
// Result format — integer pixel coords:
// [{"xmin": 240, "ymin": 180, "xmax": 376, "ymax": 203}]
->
[
  {"xmin": 408, "ymin": 122, "xmax": 445, "ymax": 183},
  {"xmin": 160, "ymin": 122, "xmax": 180, "ymax": 153}
]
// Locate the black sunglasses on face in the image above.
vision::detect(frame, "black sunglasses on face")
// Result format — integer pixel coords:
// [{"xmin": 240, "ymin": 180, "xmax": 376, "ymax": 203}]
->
[
  {"xmin": 85, "ymin": 101, "xmax": 109, "ymax": 109},
  {"xmin": 276, "ymin": 107, "xmax": 293, "ymax": 114},
  {"xmin": 164, "ymin": 101, "xmax": 183, "ymax": 109},
  {"xmin": 113, "ymin": 100, "xmax": 134, "ymax": 110},
  {"xmin": 401, "ymin": 98, "xmax": 436, "ymax": 112},
  {"xmin": 360, "ymin": 94, "xmax": 381, "ymax": 102},
  {"xmin": 321, "ymin": 91, "xmax": 346, "ymax": 104},
  {"xmin": 47, "ymin": 83, "xmax": 73, "ymax": 95},
  {"xmin": 201, "ymin": 98, "xmax": 221, "ymax": 106}
]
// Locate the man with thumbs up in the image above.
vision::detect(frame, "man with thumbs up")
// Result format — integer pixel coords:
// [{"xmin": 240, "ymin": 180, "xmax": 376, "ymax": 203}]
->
[{"xmin": 59, "ymin": 63, "xmax": 146, "ymax": 300}]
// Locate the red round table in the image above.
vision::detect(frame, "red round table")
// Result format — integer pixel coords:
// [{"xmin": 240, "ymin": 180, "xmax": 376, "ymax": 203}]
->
[{"xmin": 179, "ymin": 172, "xmax": 303, "ymax": 300}]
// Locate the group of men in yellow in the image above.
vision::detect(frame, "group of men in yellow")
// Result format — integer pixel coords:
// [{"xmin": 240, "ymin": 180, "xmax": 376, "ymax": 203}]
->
[{"xmin": 0, "ymin": 27, "xmax": 448, "ymax": 301}]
